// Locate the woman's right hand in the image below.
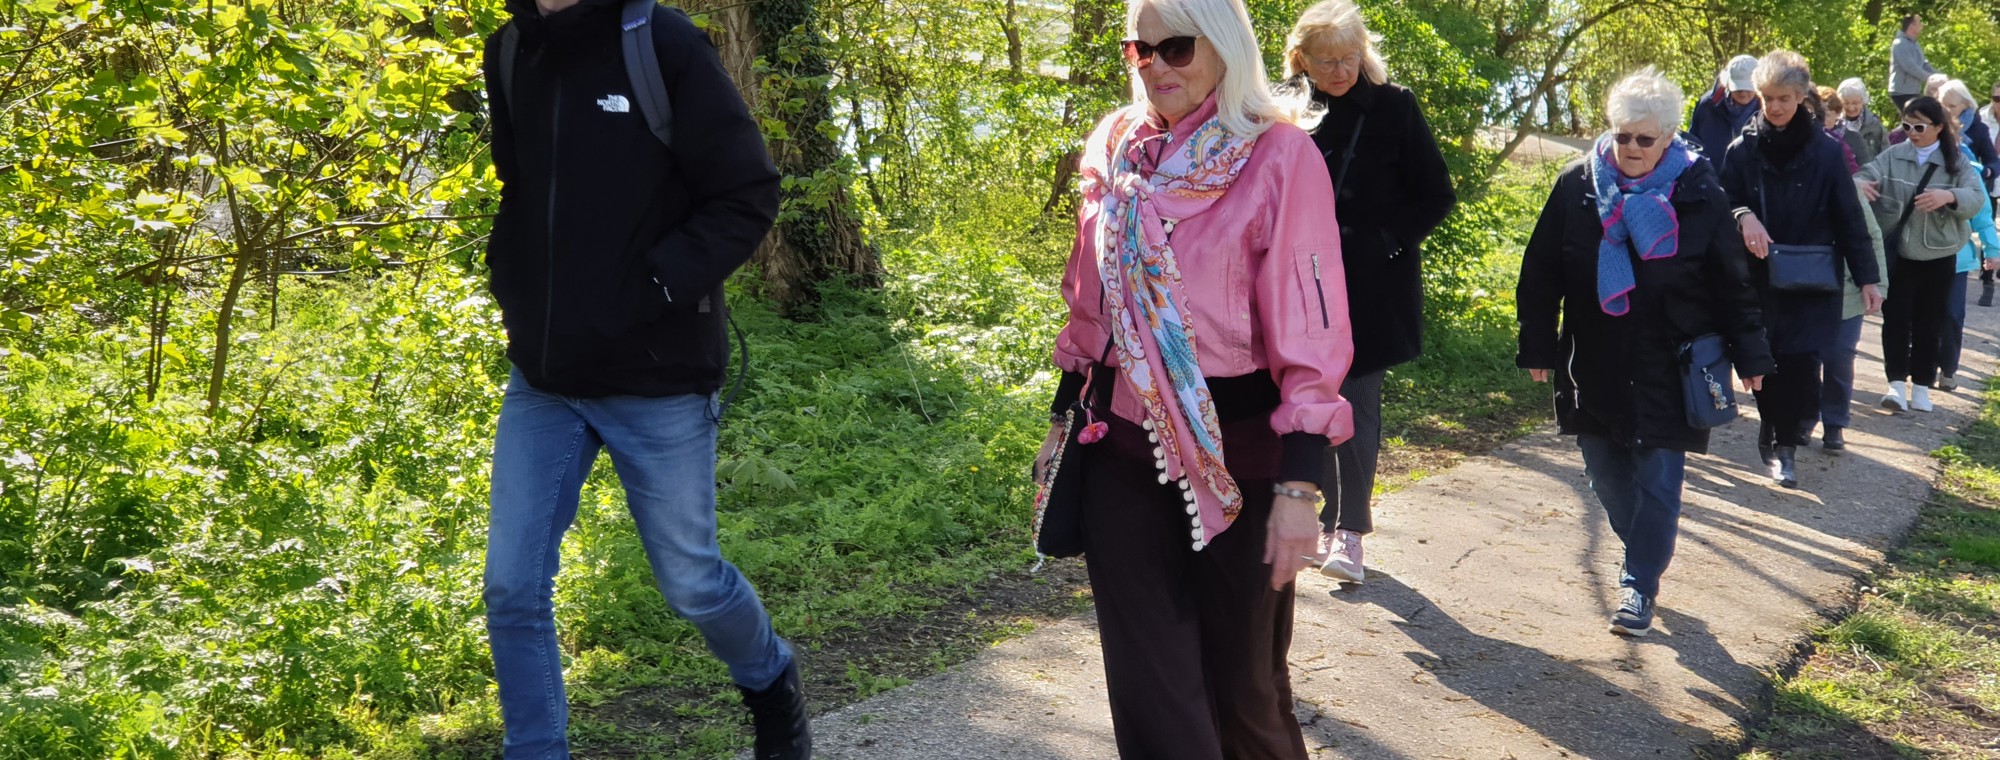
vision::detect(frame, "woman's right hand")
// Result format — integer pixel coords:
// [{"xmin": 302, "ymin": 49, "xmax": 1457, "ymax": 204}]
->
[
  {"xmin": 1032, "ymin": 422, "xmax": 1065, "ymax": 483},
  {"xmin": 1739, "ymin": 214, "xmax": 1772, "ymax": 259}
]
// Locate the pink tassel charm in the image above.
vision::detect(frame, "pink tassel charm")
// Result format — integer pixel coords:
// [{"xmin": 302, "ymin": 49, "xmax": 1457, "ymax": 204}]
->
[{"xmin": 1078, "ymin": 421, "xmax": 1109, "ymax": 444}]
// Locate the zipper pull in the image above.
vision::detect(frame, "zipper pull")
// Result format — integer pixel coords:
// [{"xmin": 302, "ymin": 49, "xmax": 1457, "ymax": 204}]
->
[
  {"xmin": 653, "ymin": 276, "xmax": 672, "ymax": 303},
  {"xmin": 1312, "ymin": 253, "xmax": 1322, "ymax": 280}
]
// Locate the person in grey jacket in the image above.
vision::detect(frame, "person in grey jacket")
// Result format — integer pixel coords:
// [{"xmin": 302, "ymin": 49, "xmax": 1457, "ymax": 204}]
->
[
  {"xmin": 1857, "ymin": 97, "xmax": 1989, "ymax": 413},
  {"xmin": 1889, "ymin": 15, "xmax": 1938, "ymax": 110},
  {"xmin": 1838, "ymin": 78, "xmax": 1889, "ymax": 165}
]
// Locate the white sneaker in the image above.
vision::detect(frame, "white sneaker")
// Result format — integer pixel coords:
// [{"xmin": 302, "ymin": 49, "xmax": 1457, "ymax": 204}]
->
[
  {"xmin": 1882, "ymin": 381, "xmax": 1909, "ymax": 412},
  {"xmin": 1319, "ymin": 530, "xmax": 1365, "ymax": 583},
  {"xmin": 1939, "ymin": 374, "xmax": 1958, "ymax": 392},
  {"xmin": 1911, "ymin": 386, "xmax": 1934, "ymax": 412}
]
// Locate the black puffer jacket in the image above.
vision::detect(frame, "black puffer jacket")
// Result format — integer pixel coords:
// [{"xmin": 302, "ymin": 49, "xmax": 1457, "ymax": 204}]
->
[
  {"xmin": 1308, "ymin": 78, "xmax": 1457, "ymax": 377},
  {"xmin": 483, "ymin": 0, "xmax": 779, "ymax": 397},
  {"xmin": 1516, "ymin": 154, "xmax": 1775, "ymax": 453}
]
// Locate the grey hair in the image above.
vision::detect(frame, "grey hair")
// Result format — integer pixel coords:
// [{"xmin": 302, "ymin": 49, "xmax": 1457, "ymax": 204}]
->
[
  {"xmin": 1751, "ymin": 50, "xmax": 1812, "ymax": 97},
  {"xmin": 1837, "ymin": 77, "xmax": 1869, "ymax": 106},
  {"xmin": 1939, "ymin": 79, "xmax": 1978, "ymax": 112},
  {"xmin": 1605, "ymin": 67, "xmax": 1685, "ymax": 135}
]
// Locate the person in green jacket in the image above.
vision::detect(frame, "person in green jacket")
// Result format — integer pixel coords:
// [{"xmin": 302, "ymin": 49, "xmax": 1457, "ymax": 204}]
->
[{"xmin": 1857, "ymin": 96, "xmax": 1990, "ymax": 412}]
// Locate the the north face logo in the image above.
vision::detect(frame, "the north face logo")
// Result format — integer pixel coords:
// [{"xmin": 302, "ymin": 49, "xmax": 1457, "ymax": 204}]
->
[{"xmin": 597, "ymin": 95, "xmax": 630, "ymax": 113}]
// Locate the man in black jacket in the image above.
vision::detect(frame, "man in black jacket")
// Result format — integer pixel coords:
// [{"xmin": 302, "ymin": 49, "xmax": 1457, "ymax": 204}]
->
[{"xmin": 479, "ymin": 1, "xmax": 808, "ymax": 758}]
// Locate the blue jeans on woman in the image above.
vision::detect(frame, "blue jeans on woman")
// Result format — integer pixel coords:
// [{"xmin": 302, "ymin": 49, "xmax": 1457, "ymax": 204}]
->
[
  {"xmin": 485, "ymin": 369, "xmax": 792, "ymax": 760},
  {"xmin": 1820, "ymin": 315, "xmax": 1865, "ymax": 429},
  {"xmin": 1576, "ymin": 436, "xmax": 1687, "ymax": 600}
]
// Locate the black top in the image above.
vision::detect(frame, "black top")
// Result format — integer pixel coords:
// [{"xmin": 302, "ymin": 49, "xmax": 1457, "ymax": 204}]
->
[
  {"xmin": 484, "ymin": 0, "xmax": 780, "ymax": 397},
  {"xmin": 1516, "ymin": 157, "xmax": 1775, "ymax": 453},
  {"xmin": 1719, "ymin": 116, "xmax": 1880, "ymax": 355},
  {"xmin": 1307, "ymin": 77, "xmax": 1458, "ymax": 377}
]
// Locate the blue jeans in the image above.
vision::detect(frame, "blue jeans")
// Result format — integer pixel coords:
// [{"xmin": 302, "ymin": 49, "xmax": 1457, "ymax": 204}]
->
[
  {"xmin": 1940, "ymin": 271, "xmax": 1969, "ymax": 377},
  {"xmin": 1576, "ymin": 436, "xmax": 1687, "ymax": 600},
  {"xmin": 1820, "ymin": 315, "xmax": 1865, "ymax": 429},
  {"xmin": 485, "ymin": 369, "xmax": 791, "ymax": 760}
]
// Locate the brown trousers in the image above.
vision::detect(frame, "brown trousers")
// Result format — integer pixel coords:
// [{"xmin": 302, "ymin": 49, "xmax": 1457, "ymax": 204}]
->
[{"xmin": 1079, "ymin": 423, "xmax": 1308, "ymax": 760}]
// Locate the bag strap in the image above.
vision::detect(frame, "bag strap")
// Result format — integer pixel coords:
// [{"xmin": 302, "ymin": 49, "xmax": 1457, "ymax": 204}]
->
[
  {"xmin": 620, "ymin": 0, "xmax": 675, "ymax": 150},
  {"xmin": 1889, "ymin": 163, "xmax": 1941, "ymax": 238},
  {"xmin": 498, "ymin": 23, "xmax": 519, "ymax": 123},
  {"xmin": 1325, "ymin": 113, "xmax": 1367, "ymax": 194}
]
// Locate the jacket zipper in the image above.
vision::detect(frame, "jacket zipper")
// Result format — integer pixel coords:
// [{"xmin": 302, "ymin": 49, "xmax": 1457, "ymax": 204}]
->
[
  {"xmin": 1566, "ymin": 334, "xmax": 1582, "ymax": 410},
  {"xmin": 540, "ymin": 77, "xmax": 563, "ymax": 381},
  {"xmin": 1311, "ymin": 253, "xmax": 1330, "ymax": 330}
]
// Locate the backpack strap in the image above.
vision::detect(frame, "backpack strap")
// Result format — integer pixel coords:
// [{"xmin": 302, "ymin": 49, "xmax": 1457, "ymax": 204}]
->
[
  {"xmin": 620, "ymin": 0, "xmax": 675, "ymax": 150},
  {"xmin": 498, "ymin": 22, "xmax": 519, "ymax": 122}
]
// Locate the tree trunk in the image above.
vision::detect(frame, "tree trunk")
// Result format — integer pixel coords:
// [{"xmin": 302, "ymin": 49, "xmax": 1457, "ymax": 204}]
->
[
  {"xmin": 1046, "ymin": 0, "xmax": 1123, "ymax": 218},
  {"xmin": 685, "ymin": 0, "xmax": 877, "ymax": 312}
]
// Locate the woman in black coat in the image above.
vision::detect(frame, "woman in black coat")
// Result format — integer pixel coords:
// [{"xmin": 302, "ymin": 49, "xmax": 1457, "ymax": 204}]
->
[
  {"xmin": 1516, "ymin": 68, "xmax": 1772, "ymax": 636},
  {"xmin": 1720, "ymin": 51, "xmax": 1882, "ymax": 488},
  {"xmin": 1283, "ymin": 0, "xmax": 1457, "ymax": 584}
]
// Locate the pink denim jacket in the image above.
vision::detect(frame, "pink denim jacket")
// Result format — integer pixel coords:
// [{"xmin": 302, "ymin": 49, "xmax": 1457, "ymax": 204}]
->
[{"xmin": 1054, "ymin": 98, "xmax": 1356, "ymax": 446}]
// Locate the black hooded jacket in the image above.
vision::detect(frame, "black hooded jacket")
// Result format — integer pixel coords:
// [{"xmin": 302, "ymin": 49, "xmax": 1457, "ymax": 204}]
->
[
  {"xmin": 483, "ymin": 0, "xmax": 780, "ymax": 397},
  {"xmin": 1516, "ymin": 154, "xmax": 1775, "ymax": 453}
]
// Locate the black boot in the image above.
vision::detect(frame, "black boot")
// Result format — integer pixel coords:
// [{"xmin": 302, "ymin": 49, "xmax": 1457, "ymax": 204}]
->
[
  {"xmin": 1758, "ymin": 420, "xmax": 1778, "ymax": 467},
  {"xmin": 739, "ymin": 658, "xmax": 811, "ymax": 760},
  {"xmin": 1773, "ymin": 445, "xmax": 1799, "ymax": 489},
  {"xmin": 1980, "ymin": 278, "xmax": 1994, "ymax": 308},
  {"xmin": 1822, "ymin": 425, "xmax": 1845, "ymax": 452}
]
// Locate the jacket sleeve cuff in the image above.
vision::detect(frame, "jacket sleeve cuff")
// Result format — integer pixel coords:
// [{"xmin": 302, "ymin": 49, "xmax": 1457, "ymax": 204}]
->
[
  {"xmin": 1050, "ymin": 371, "xmax": 1086, "ymax": 417},
  {"xmin": 1278, "ymin": 432, "xmax": 1331, "ymax": 488}
]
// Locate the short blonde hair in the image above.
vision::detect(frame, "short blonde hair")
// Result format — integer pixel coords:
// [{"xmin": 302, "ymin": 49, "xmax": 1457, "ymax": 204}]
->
[
  {"xmin": 1925, "ymin": 73, "xmax": 1949, "ymax": 96},
  {"xmin": 1605, "ymin": 67, "xmax": 1686, "ymax": 135},
  {"xmin": 1282, "ymin": 0, "xmax": 1388, "ymax": 87},
  {"xmin": 1818, "ymin": 85, "xmax": 1843, "ymax": 117},
  {"xmin": 1752, "ymin": 51, "xmax": 1812, "ymax": 98},
  {"xmin": 1125, "ymin": 0, "xmax": 1317, "ymax": 136}
]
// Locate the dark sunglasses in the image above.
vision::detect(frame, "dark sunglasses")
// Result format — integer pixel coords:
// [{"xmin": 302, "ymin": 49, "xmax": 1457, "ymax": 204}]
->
[
  {"xmin": 1901, "ymin": 121, "xmax": 1935, "ymax": 134},
  {"xmin": 1613, "ymin": 132, "xmax": 1661, "ymax": 148},
  {"xmin": 1122, "ymin": 36, "xmax": 1198, "ymax": 69}
]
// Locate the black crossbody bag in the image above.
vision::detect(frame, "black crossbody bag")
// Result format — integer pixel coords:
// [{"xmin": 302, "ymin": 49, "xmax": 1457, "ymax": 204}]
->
[{"xmin": 1030, "ymin": 338, "xmax": 1115, "ymax": 562}]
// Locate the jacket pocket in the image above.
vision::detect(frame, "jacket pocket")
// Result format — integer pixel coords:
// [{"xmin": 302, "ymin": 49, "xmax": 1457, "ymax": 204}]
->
[{"xmin": 1292, "ymin": 246, "xmax": 1338, "ymax": 341}]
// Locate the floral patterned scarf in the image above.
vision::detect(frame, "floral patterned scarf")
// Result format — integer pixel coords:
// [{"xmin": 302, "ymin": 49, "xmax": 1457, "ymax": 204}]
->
[{"xmin": 1080, "ymin": 106, "xmax": 1257, "ymax": 548}]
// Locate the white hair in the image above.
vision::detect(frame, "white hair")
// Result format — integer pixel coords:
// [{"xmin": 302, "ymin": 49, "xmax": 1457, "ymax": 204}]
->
[
  {"xmin": 1605, "ymin": 67, "xmax": 1686, "ymax": 135},
  {"xmin": 1837, "ymin": 77, "xmax": 1870, "ymax": 107},
  {"xmin": 1938, "ymin": 78, "xmax": 1977, "ymax": 112},
  {"xmin": 1126, "ymin": 0, "xmax": 1318, "ymax": 137},
  {"xmin": 1751, "ymin": 50, "xmax": 1812, "ymax": 97}
]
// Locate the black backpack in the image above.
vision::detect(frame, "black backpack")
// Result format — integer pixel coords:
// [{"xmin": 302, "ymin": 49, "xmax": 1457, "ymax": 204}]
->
[{"xmin": 494, "ymin": 0, "xmax": 757, "ymax": 421}]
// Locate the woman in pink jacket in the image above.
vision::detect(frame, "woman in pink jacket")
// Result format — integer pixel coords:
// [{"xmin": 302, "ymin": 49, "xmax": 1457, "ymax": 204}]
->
[{"xmin": 1030, "ymin": 0, "xmax": 1353, "ymax": 756}]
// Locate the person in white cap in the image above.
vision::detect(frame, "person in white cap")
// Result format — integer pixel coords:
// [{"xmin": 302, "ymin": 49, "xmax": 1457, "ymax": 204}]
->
[{"xmin": 1689, "ymin": 54, "xmax": 1761, "ymax": 161}]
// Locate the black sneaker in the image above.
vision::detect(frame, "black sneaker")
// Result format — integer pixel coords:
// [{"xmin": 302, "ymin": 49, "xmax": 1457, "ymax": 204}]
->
[
  {"xmin": 1822, "ymin": 426, "xmax": 1845, "ymax": 452},
  {"xmin": 1610, "ymin": 588, "xmax": 1655, "ymax": 637},
  {"xmin": 739, "ymin": 658, "xmax": 811, "ymax": 760}
]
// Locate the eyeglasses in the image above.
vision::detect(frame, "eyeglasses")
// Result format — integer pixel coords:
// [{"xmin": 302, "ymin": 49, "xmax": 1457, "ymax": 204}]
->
[
  {"xmin": 1614, "ymin": 132, "xmax": 1662, "ymax": 148},
  {"xmin": 1122, "ymin": 36, "xmax": 1199, "ymax": 69},
  {"xmin": 1901, "ymin": 121, "xmax": 1935, "ymax": 134},
  {"xmin": 1306, "ymin": 53, "xmax": 1363, "ymax": 74}
]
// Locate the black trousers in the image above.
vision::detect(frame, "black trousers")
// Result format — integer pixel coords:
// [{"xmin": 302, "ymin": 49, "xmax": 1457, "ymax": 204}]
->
[
  {"xmin": 1754, "ymin": 352, "xmax": 1824, "ymax": 446},
  {"xmin": 1080, "ymin": 440, "xmax": 1308, "ymax": 760},
  {"xmin": 1319, "ymin": 370, "xmax": 1384, "ymax": 534},
  {"xmin": 1883, "ymin": 255, "xmax": 1958, "ymax": 387}
]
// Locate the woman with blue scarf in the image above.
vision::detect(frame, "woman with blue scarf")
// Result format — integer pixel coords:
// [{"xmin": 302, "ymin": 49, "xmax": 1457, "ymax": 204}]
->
[
  {"xmin": 1517, "ymin": 68, "xmax": 1772, "ymax": 637},
  {"xmin": 1720, "ymin": 51, "xmax": 1882, "ymax": 488}
]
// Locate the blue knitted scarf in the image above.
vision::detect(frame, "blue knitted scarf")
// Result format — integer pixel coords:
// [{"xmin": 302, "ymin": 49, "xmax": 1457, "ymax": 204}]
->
[{"xmin": 1590, "ymin": 135, "xmax": 1696, "ymax": 316}]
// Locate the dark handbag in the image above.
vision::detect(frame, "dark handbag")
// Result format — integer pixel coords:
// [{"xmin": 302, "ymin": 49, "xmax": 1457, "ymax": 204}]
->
[
  {"xmin": 1031, "ymin": 339, "xmax": 1115, "ymax": 561},
  {"xmin": 1680, "ymin": 333, "xmax": 1739, "ymax": 430},
  {"xmin": 1755, "ymin": 166, "xmax": 1842, "ymax": 294}
]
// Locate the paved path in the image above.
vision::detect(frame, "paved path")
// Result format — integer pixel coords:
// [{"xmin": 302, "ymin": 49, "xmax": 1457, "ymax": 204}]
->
[{"xmin": 781, "ymin": 290, "xmax": 2000, "ymax": 759}]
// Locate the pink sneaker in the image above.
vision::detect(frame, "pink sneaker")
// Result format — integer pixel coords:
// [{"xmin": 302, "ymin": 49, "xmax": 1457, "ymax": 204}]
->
[
  {"xmin": 1319, "ymin": 530, "xmax": 1365, "ymax": 583},
  {"xmin": 1314, "ymin": 530, "xmax": 1337, "ymax": 565}
]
